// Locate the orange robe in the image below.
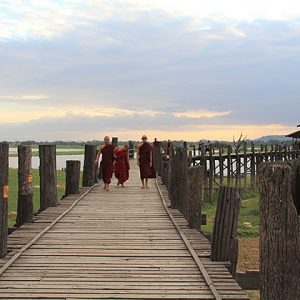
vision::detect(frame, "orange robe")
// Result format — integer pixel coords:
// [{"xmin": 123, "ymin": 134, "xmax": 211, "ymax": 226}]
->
[
  {"xmin": 101, "ymin": 144, "xmax": 115, "ymax": 184},
  {"xmin": 114, "ymin": 148, "xmax": 129, "ymax": 185}
]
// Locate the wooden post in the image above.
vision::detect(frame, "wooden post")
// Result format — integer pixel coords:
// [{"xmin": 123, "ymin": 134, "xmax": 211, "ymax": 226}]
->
[
  {"xmin": 181, "ymin": 148, "xmax": 189, "ymax": 218},
  {"xmin": 259, "ymin": 162, "xmax": 300, "ymax": 300},
  {"xmin": 82, "ymin": 144, "xmax": 96, "ymax": 187},
  {"xmin": 243, "ymin": 142, "xmax": 247, "ymax": 190},
  {"xmin": 211, "ymin": 185, "xmax": 241, "ymax": 277},
  {"xmin": 0, "ymin": 142, "xmax": 9, "ymax": 258},
  {"xmin": 39, "ymin": 145, "xmax": 57, "ymax": 212},
  {"xmin": 193, "ymin": 144, "xmax": 196, "ymax": 156},
  {"xmin": 183, "ymin": 141, "xmax": 188, "ymax": 149},
  {"xmin": 270, "ymin": 145, "xmax": 274, "ymax": 161},
  {"xmin": 188, "ymin": 166, "xmax": 204, "ymax": 230},
  {"xmin": 188, "ymin": 151, "xmax": 193, "ymax": 167},
  {"xmin": 65, "ymin": 160, "xmax": 81, "ymax": 196},
  {"xmin": 16, "ymin": 145, "xmax": 33, "ymax": 227},
  {"xmin": 236, "ymin": 148, "xmax": 241, "ymax": 187},
  {"xmin": 128, "ymin": 141, "xmax": 134, "ymax": 159},
  {"xmin": 112, "ymin": 137, "xmax": 118, "ymax": 147},
  {"xmin": 227, "ymin": 146, "xmax": 232, "ymax": 186},
  {"xmin": 168, "ymin": 148, "xmax": 176, "ymax": 209},
  {"xmin": 153, "ymin": 145, "xmax": 161, "ymax": 174},
  {"xmin": 264, "ymin": 145, "xmax": 268, "ymax": 162},
  {"xmin": 208, "ymin": 144, "xmax": 214, "ymax": 202},
  {"xmin": 219, "ymin": 147, "xmax": 224, "ymax": 186},
  {"xmin": 250, "ymin": 142, "xmax": 256, "ymax": 189}
]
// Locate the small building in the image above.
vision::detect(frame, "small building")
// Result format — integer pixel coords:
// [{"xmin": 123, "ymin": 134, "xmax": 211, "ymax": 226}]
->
[{"xmin": 286, "ymin": 124, "xmax": 300, "ymax": 149}]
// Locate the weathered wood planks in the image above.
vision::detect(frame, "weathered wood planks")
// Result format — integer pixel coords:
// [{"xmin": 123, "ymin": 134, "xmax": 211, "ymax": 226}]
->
[{"xmin": 0, "ymin": 162, "xmax": 248, "ymax": 299}]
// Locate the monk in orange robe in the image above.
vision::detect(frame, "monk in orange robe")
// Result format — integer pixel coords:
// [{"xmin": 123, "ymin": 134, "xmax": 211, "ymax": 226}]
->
[
  {"xmin": 95, "ymin": 136, "xmax": 115, "ymax": 191},
  {"xmin": 114, "ymin": 145, "xmax": 130, "ymax": 187},
  {"xmin": 137, "ymin": 135, "xmax": 155, "ymax": 189}
]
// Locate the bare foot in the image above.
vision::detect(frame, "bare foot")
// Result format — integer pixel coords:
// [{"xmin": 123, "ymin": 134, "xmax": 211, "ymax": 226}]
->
[
  {"xmin": 141, "ymin": 186, "xmax": 145, "ymax": 189},
  {"xmin": 106, "ymin": 187, "xmax": 110, "ymax": 191},
  {"xmin": 146, "ymin": 186, "xmax": 149, "ymax": 189}
]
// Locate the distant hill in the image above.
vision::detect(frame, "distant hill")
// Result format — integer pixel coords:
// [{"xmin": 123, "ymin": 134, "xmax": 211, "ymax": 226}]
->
[{"xmin": 254, "ymin": 135, "xmax": 291, "ymax": 143}]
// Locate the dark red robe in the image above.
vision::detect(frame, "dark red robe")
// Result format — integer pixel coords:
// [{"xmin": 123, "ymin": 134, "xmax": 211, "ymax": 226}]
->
[
  {"xmin": 139, "ymin": 142, "xmax": 156, "ymax": 179},
  {"xmin": 101, "ymin": 144, "xmax": 115, "ymax": 184},
  {"xmin": 114, "ymin": 148, "xmax": 129, "ymax": 185}
]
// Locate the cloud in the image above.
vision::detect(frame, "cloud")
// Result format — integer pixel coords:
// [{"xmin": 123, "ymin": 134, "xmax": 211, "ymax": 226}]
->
[
  {"xmin": 0, "ymin": 3, "xmax": 300, "ymax": 141},
  {"xmin": 1, "ymin": 0, "xmax": 300, "ymax": 40},
  {"xmin": 174, "ymin": 110, "xmax": 231, "ymax": 119},
  {"xmin": 0, "ymin": 94, "xmax": 48, "ymax": 101}
]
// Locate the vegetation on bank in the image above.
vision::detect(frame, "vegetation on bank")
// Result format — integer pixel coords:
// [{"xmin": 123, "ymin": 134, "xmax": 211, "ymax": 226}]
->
[
  {"xmin": 8, "ymin": 168, "xmax": 66, "ymax": 227},
  {"xmin": 202, "ymin": 187, "xmax": 260, "ymax": 238}
]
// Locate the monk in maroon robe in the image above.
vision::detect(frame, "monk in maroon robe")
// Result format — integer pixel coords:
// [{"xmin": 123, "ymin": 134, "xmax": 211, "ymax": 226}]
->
[
  {"xmin": 137, "ymin": 135, "xmax": 155, "ymax": 189},
  {"xmin": 114, "ymin": 145, "xmax": 130, "ymax": 187},
  {"xmin": 95, "ymin": 136, "xmax": 115, "ymax": 191}
]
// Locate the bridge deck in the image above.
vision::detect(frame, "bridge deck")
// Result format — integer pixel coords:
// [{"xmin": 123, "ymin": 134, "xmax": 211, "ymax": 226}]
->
[{"xmin": 0, "ymin": 162, "xmax": 248, "ymax": 299}]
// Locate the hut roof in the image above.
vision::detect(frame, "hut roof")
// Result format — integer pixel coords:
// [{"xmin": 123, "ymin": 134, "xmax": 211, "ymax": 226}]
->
[{"xmin": 286, "ymin": 130, "xmax": 300, "ymax": 139}]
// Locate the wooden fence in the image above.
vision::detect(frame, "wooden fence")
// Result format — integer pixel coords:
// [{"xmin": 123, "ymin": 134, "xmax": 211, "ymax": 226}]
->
[
  {"xmin": 191, "ymin": 142, "xmax": 300, "ymax": 201},
  {"xmin": 155, "ymin": 145, "xmax": 242, "ymax": 276}
]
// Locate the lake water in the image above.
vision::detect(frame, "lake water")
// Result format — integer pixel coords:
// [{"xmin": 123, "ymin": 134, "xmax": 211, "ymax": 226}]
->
[{"xmin": 9, "ymin": 154, "xmax": 85, "ymax": 170}]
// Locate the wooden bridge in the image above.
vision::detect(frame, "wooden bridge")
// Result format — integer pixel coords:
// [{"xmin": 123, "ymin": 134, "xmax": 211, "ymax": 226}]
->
[{"xmin": 0, "ymin": 161, "xmax": 248, "ymax": 299}]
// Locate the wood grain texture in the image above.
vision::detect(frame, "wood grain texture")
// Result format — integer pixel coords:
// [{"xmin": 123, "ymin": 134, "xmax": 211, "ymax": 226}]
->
[{"xmin": 0, "ymin": 161, "xmax": 248, "ymax": 299}]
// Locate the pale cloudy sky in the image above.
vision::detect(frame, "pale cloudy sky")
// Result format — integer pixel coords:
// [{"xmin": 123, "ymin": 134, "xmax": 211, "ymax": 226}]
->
[{"xmin": 0, "ymin": 0, "xmax": 300, "ymax": 141}]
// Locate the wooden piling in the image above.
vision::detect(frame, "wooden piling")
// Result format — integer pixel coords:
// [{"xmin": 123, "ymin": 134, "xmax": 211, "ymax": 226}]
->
[
  {"xmin": 168, "ymin": 148, "xmax": 176, "ymax": 209},
  {"xmin": 188, "ymin": 166, "xmax": 204, "ymax": 230},
  {"xmin": 65, "ymin": 160, "xmax": 81, "ymax": 196},
  {"xmin": 16, "ymin": 145, "xmax": 33, "ymax": 227},
  {"xmin": 82, "ymin": 144, "xmax": 96, "ymax": 187},
  {"xmin": 180, "ymin": 148, "xmax": 189, "ymax": 218},
  {"xmin": 128, "ymin": 141, "xmax": 134, "ymax": 159},
  {"xmin": 0, "ymin": 142, "xmax": 9, "ymax": 258},
  {"xmin": 243, "ymin": 142, "xmax": 247, "ymax": 190},
  {"xmin": 112, "ymin": 137, "xmax": 118, "ymax": 147},
  {"xmin": 211, "ymin": 185, "xmax": 241, "ymax": 277},
  {"xmin": 227, "ymin": 146, "xmax": 232, "ymax": 186},
  {"xmin": 39, "ymin": 145, "xmax": 58, "ymax": 212},
  {"xmin": 219, "ymin": 147, "xmax": 224, "ymax": 186},
  {"xmin": 208, "ymin": 144, "xmax": 214, "ymax": 202},
  {"xmin": 259, "ymin": 162, "xmax": 300, "ymax": 300}
]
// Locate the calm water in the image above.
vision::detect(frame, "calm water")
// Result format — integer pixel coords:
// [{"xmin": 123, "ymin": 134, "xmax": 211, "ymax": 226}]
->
[{"xmin": 9, "ymin": 155, "xmax": 85, "ymax": 170}]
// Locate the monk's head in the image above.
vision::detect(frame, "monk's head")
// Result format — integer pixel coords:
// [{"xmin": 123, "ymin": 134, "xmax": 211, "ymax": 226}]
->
[
  {"xmin": 103, "ymin": 136, "xmax": 110, "ymax": 145},
  {"xmin": 141, "ymin": 135, "xmax": 147, "ymax": 143},
  {"xmin": 124, "ymin": 144, "xmax": 129, "ymax": 150}
]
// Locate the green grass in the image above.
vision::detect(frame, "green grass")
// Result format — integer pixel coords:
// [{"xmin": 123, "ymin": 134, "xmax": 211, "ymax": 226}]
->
[
  {"xmin": 201, "ymin": 187, "xmax": 260, "ymax": 238},
  {"xmin": 8, "ymin": 168, "xmax": 66, "ymax": 227}
]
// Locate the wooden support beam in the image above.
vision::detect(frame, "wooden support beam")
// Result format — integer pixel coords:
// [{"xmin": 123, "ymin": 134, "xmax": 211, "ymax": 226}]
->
[
  {"xmin": 65, "ymin": 160, "xmax": 81, "ymax": 196},
  {"xmin": 211, "ymin": 185, "xmax": 241, "ymax": 277},
  {"xmin": 82, "ymin": 144, "xmax": 96, "ymax": 187},
  {"xmin": 0, "ymin": 142, "xmax": 9, "ymax": 258},
  {"xmin": 259, "ymin": 161, "xmax": 300, "ymax": 300},
  {"xmin": 187, "ymin": 166, "xmax": 204, "ymax": 230},
  {"xmin": 16, "ymin": 145, "xmax": 33, "ymax": 227},
  {"xmin": 112, "ymin": 137, "xmax": 118, "ymax": 147},
  {"xmin": 39, "ymin": 144, "xmax": 57, "ymax": 212}
]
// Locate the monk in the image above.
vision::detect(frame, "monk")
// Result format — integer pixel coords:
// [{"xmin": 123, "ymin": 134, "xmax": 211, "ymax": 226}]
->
[
  {"xmin": 137, "ymin": 135, "xmax": 155, "ymax": 189},
  {"xmin": 95, "ymin": 136, "xmax": 115, "ymax": 191},
  {"xmin": 114, "ymin": 145, "xmax": 130, "ymax": 187}
]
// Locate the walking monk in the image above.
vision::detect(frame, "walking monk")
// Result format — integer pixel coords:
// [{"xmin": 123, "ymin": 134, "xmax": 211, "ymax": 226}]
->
[
  {"xmin": 95, "ymin": 136, "xmax": 115, "ymax": 191},
  {"xmin": 137, "ymin": 135, "xmax": 155, "ymax": 189},
  {"xmin": 114, "ymin": 145, "xmax": 130, "ymax": 187}
]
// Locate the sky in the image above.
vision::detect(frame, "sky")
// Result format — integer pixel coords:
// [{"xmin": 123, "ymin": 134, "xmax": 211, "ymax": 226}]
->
[{"xmin": 0, "ymin": 0, "xmax": 300, "ymax": 142}]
